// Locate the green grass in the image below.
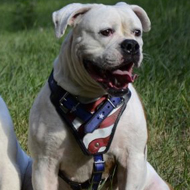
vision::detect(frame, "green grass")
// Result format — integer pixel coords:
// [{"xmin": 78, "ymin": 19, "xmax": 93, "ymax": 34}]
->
[{"xmin": 0, "ymin": 0, "xmax": 190, "ymax": 189}]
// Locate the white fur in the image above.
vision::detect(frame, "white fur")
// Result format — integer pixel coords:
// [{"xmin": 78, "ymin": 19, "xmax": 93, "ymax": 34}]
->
[
  {"xmin": 0, "ymin": 2, "xmax": 173, "ymax": 190},
  {"xmin": 28, "ymin": 2, "xmax": 172, "ymax": 190},
  {"xmin": 0, "ymin": 97, "xmax": 32, "ymax": 190},
  {"xmin": 0, "ymin": 96, "xmax": 21, "ymax": 190}
]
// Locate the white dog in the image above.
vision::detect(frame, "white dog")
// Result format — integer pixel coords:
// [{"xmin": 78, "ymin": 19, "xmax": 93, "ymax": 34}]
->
[
  {"xmin": 0, "ymin": 96, "xmax": 32, "ymax": 190},
  {"xmin": 28, "ymin": 2, "xmax": 173, "ymax": 190}
]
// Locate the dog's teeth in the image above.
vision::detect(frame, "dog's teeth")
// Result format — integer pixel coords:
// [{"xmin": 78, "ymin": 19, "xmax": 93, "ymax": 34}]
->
[
  {"xmin": 114, "ymin": 78, "xmax": 120, "ymax": 86},
  {"xmin": 114, "ymin": 78, "xmax": 117, "ymax": 85},
  {"xmin": 109, "ymin": 82, "xmax": 114, "ymax": 87}
]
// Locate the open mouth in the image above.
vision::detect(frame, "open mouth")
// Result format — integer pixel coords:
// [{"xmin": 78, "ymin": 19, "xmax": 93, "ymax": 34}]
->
[{"xmin": 84, "ymin": 61, "xmax": 137, "ymax": 96}]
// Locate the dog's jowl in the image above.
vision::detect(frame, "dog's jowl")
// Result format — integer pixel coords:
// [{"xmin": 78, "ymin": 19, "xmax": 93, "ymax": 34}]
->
[{"xmin": 28, "ymin": 2, "xmax": 173, "ymax": 190}]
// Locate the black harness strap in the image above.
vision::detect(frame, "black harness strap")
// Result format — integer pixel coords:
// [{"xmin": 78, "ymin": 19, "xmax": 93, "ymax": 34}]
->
[
  {"xmin": 58, "ymin": 171, "xmax": 90, "ymax": 190},
  {"xmin": 58, "ymin": 154, "xmax": 105, "ymax": 190}
]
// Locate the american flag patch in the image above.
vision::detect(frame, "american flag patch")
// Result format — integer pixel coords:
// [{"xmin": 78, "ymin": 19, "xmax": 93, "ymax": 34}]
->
[{"xmin": 65, "ymin": 97, "xmax": 124, "ymax": 155}]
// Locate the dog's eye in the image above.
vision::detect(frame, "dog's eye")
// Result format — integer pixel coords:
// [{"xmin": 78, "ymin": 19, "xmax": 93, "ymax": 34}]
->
[
  {"xmin": 99, "ymin": 29, "xmax": 114, "ymax": 37},
  {"xmin": 133, "ymin": 29, "xmax": 141, "ymax": 37}
]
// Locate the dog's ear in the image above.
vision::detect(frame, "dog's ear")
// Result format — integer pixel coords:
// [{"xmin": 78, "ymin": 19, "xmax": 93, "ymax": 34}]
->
[
  {"xmin": 115, "ymin": 2, "xmax": 151, "ymax": 32},
  {"xmin": 130, "ymin": 5, "xmax": 151, "ymax": 32},
  {"xmin": 52, "ymin": 3, "xmax": 93, "ymax": 38}
]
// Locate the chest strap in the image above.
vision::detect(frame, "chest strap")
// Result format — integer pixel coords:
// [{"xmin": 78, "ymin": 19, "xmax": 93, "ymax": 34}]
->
[
  {"xmin": 48, "ymin": 71, "xmax": 130, "ymax": 155},
  {"xmin": 59, "ymin": 155, "xmax": 105, "ymax": 190}
]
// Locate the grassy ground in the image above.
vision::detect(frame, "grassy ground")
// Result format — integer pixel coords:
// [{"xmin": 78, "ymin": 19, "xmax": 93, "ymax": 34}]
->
[{"xmin": 0, "ymin": 0, "xmax": 190, "ymax": 189}]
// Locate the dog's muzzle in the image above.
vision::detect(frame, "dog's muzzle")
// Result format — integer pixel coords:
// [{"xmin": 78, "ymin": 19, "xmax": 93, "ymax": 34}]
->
[{"xmin": 84, "ymin": 39, "xmax": 140, "ymax": 96}]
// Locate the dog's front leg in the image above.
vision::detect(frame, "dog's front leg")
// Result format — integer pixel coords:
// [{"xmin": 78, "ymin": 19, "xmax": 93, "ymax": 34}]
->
[
  {"xmin": 117, "ymin": 152, "xmax": 147, "ymax": 190},
  {"xmin": 32, "ymin": 156, "xmax": 60, "ymax": 190}
]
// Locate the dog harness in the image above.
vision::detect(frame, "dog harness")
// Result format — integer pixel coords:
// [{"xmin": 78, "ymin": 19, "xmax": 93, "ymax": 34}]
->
[{"xmin": 48, "ymin": 71, "xmax": 131, "ymax": 190}]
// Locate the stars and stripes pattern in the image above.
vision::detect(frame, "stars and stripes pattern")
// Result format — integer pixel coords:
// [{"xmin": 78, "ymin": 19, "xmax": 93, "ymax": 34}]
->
[{"xmin": 65, "ymin": 97, "xmax": 123, "ymax": 155}]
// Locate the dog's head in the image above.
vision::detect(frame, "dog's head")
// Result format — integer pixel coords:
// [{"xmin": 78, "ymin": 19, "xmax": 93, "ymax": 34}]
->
[{"xmin": 53, "ymin": 2, "xmax": 151, "ymax": 97}]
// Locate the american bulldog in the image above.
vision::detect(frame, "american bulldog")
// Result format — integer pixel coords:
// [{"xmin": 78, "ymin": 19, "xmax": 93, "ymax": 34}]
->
[{"xmin": 26, "ymin": 2, "xmax": 172, "ymax": 190}]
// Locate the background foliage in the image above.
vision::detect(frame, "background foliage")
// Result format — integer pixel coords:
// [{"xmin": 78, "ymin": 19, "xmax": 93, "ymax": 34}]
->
[{"xmin": 0, "ymin": 0, "xmax": 189, "ymax": 189}]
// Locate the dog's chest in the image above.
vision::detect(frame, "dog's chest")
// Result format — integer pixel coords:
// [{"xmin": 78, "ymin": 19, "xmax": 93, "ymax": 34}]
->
[
  {"xmin": 59, "ymin": 142, "xmax": 116, "ymax": 183},
  {"xmin": 57, "ymin": 107, "xmax": 135, "ymax": 178},
  {"xmin": 35, "ymin": 83, "xmax": 147, "ymax": 184}
]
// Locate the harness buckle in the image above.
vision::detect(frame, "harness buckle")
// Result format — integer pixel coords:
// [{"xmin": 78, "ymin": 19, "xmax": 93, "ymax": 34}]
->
[
  {"xmin": 107, "ymin": 97, "xmax": 116, "ymax": 108},
  {"xmin": 59, "ymin": 92, "xmax": 69, "ymax": 105},
  {"xmin": 70, "ymin": 102, "xmax": 80, "ymax": 113},
  {"xmin": 94, "ymin": 160, "xmax": 105, "ymax": 164},
  {"xmin": 59, "ymin": 92, "xmax": 69, "ymax": 113},
  {"xmin": 107, "ymin": 96, "xmax": 125, "ymax": 109},
  {"xmin": 93, "ymin": 159, "xmax": 105, "ymax": 174}
]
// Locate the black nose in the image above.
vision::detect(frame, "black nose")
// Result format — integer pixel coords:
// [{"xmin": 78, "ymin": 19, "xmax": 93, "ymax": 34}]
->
[{"xmin": 120, "ymin": 39, "xmax": 139, "ymax": 54}]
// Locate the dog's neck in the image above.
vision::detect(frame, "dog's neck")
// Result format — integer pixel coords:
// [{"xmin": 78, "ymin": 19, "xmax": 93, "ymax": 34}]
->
[{"xmin": 53, "ymin": 32, "xmax": 106, "ymax": 99}]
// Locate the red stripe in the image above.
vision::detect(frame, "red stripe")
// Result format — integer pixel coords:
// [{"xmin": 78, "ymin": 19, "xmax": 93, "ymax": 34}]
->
[
  {"xmin": 88, "ymin": 136, "xmax": 110, "ymax": 154},
  {"xmin": 99, "ymin": 108, "xmax": 121, "ymax": 129},
  {"xmin": 84, "ymin": 96, "xmax": 107, "ymax": 113},
  {"xmin": 77, "ymin": 107, "xmax": 121, "ymax": 137}
]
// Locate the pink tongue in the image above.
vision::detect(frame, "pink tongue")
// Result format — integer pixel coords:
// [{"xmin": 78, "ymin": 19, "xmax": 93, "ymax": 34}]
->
[
  {"xmin": 112, "ymin": 69, "xmax": 131, "ymax": 76},
  {"xmin": 113, "ymin": 69, "xmax": 133, "ymax": 82}
]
